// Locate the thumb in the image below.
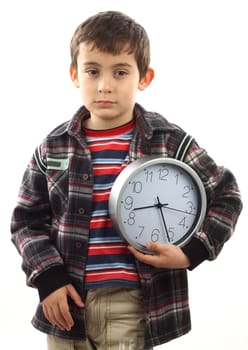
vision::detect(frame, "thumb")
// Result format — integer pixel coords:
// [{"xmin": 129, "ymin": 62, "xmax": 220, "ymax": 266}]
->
[{"xmin": 66, "ymin": 284, "xmax": 84, "ymax": 308}]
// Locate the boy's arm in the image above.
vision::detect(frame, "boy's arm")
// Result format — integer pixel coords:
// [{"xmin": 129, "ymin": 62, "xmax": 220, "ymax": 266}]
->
[
  {"xmin": 11, "ymin": 150, "xmax": 71, "ymax": 300},
  {"xmin": 181, "ymin": 143, "xmax": 242, "ymax": 269}
]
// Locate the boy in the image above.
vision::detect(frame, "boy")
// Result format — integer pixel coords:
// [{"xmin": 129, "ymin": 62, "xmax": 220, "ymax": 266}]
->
[{"xmin": 11, "ymin": 11, "xmax": 242, "ymax": 350}]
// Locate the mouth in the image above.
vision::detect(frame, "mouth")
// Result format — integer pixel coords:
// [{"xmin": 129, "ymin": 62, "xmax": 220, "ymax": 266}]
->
[{"xmin": 95, "ymin": 100, "xmax": 116, "ymax": 107}]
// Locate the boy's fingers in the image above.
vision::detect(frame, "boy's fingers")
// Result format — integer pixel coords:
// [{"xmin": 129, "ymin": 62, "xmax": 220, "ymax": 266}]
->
[
  {"xmin": 66, "ymin": 284, "xmax": 84, "ymax": 308},
  {"xmin": 58, "ymin": 299, "xmax": 74, "ymax": 330},
  {"xmin": 128, "ymin": 245, "xmax": 157, "ymax": 265}
]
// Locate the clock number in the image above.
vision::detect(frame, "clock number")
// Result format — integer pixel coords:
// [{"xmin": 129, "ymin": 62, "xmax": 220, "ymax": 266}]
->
[
  {"xmin": 136, "ymin": 225, "xmax": 145, "ymax": 238},
  {"xmin": 131, "ymin": 181, "xmax": 143, "ymax": 193},
  {"xmin": 185, "ymin": 201, "xmax": 195, "ymax": 214},
  {"xmin": 182, "ymin": 185, "xmax": 191, "ymax": 198},
  {"xmin": 168, "ymin": 227, "xmax": 175, "ymax": 241},
  {"xmin": 127, "ymin": 211, "xmax": 135, "ymax": 225},
  {"xmin": 179, "ymin": 217, "xmax": 186, "ymax": 228},
  {"xmin": 145, "ymin": 170, "xmax": 153, "ymax": 183},
  {"xmin": 151, "ymin": 228, "xmax": 160, "ymax": 242},
  {"xmin": 158, "ymin": 167, "xmax": 169, "ymax": 181},
  {"xmin": 123, "ymin": 196, "xmax": 133, "ymax": 210},
  {"xmin": 175, "ymin": 173, "xmax": 179, "ymax": 185}
]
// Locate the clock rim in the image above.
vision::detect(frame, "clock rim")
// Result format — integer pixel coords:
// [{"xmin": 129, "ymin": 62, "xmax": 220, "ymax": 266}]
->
[{"xmin": 109, "ymin": 156, "xmax": 207, "ymax": 253}]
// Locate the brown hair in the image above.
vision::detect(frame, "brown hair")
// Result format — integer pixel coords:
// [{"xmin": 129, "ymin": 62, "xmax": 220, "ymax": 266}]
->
[{"xmin": 70, "ymin": 11, "xmax": 150, "ymax": 78}]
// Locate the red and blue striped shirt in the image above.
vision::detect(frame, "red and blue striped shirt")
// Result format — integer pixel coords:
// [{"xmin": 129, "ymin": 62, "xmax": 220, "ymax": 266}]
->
[{"xmin": 84, "ymin": 120, "xmax": 140, "ymax": 289}]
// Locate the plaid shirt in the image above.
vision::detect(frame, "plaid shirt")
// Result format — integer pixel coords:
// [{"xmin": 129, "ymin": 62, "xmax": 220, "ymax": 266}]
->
[{"xmin": 11, "ymin": 103, "xmax": 242, "ymax": 348}]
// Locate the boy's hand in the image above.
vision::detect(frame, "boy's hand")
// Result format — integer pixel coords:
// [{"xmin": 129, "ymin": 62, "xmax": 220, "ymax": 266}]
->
[
  {"xmin": 42, "ymin": 284, "xmax": 84, "ymax": 331},
  {"xmin": 128, "ymin": 242, "xmax": 190, "ymax": 269}
]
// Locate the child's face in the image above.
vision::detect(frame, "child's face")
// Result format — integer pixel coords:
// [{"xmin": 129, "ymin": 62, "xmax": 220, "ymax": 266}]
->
[{"xmin": 70, "ymin": 42, "xmax": 153, "ymax": 129}]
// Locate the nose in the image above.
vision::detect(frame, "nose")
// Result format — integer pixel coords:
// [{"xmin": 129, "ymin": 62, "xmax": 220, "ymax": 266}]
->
[{"xmin": 98, "ymin": 76, "xmax": 112, "ymax": 93}]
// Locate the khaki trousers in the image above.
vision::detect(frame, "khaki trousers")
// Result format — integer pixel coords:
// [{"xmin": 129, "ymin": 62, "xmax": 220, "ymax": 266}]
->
[{"xmin": 47, "ymin": 287, "xmax": 152, "ymax": 350}]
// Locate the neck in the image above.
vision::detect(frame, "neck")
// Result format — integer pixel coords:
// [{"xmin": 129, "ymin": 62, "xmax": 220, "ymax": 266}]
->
[{"xmin": 84, "ymin": 115, "xmax": 134, "ymax": 130}]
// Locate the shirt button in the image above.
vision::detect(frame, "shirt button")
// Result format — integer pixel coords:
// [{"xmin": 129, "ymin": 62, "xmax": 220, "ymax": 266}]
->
[
  {"xmin": 78, "ymin": 207, "xmax": 85, "ymax": 214},
  {"xmin": 82, "ymin": 173, "xmax": 89, "ymax": 180},
  {"xmin": 75, "ymin": 242, "xmax": 82, "ymax": 249}
]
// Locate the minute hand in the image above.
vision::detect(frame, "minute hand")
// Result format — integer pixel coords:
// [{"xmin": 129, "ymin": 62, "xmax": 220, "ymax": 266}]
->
[
  {"xmin": 166, "ymin": 206, "xmax": 196, "ymax": 216},
  {"xmin": 156, "ymin": 196, "xmax": 170, "ymax": 242}
]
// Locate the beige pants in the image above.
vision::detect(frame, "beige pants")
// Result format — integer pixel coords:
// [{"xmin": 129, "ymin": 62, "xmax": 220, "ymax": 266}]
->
[{"xmin": 47, "ymin": 287, "xmax": 152, "ymax": 350}]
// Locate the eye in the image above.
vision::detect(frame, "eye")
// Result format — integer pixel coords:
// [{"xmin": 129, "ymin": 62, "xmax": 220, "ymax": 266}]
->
[
  {"xmin": 114, "ymin": 70, "xmax": 128, "ymax": 78},
  {"xmin": 85, "ymin": 69, "xmax": 99, "ymax": 77}
]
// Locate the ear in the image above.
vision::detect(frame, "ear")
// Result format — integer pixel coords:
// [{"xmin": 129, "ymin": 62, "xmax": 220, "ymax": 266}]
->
[
  {"xmin": 138, "ymin": 67, "xmax": 154, "ymax": 91},
  {"xmin": 70, "ymin": 64, "xmax": 80, "ymax": 88}
]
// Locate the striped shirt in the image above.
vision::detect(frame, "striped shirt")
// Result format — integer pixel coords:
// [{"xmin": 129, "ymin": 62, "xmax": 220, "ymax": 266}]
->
[{"xmin": 84, "ymin": 121, "xmax": 140, "ymax": 289}]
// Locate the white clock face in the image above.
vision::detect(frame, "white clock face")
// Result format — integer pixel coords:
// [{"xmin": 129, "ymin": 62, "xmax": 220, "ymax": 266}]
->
[{"xmin": 109, "ymin": 157, "xmax": 206, "ymax": 253}]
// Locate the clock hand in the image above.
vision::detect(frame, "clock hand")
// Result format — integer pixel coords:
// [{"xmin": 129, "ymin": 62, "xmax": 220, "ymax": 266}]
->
[
  {"xmin": 133, "ymin": 201, "xmax": 169, "ymax": 211},
  {"xmin": 165, "ymin": 206, "xmax": 196, "ymax": 216},
  {"xmin": 156, "ymin": 196, "xmax": 170, "ymax": 243},
  {"xmin": 133, "ymin": 204, "xmax": 158, "ymax": 211}
]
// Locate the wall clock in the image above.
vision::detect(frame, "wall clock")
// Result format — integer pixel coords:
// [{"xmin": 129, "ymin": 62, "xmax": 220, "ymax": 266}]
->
[{"xmin": 109, "ymin": 156, "xmax": 207, "ymax": 254}]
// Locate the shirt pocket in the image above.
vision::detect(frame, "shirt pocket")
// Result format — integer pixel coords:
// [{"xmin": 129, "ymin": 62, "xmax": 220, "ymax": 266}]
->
[{"xmin": 46, "ymin": 158, "xmax": 69, "ymax": 217}]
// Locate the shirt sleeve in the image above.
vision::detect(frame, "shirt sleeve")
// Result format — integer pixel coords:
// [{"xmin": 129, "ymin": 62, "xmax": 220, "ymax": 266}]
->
[
  {"xmin": 10, "ymin": 146, "xmax": 71, "ymax": 298},
  {"xmin": 181, "ymin": 141, "xmax": 242, "ymax": 269}
]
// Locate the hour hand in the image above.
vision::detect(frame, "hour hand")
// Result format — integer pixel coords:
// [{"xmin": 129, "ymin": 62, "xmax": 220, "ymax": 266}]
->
[
  {"xmin": 133, "ymin": 204, "xmax": 157, "ymax": 211},
  {"xmin": 133, "ymin": 199, "xmax": 168, "ymax": 211}
]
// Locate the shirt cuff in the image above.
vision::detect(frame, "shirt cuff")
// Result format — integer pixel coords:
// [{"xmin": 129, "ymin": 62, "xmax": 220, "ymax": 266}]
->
[
  {"xmin": 34, "ymin": 265, "xmax": 72, "ymax": 301},
  {"xmin": 181, "ymin": 237, "xmax": 209, "ymax": 270}
]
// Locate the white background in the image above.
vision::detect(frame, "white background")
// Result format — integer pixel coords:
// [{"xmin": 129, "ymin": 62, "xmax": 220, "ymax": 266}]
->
[{"xmin": 0, "ymin": 0, "xmax": 247, "ymax": 349}]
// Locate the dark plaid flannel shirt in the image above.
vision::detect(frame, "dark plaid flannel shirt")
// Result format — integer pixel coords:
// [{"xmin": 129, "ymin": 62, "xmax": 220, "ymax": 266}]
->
[{"xmin": 11, "ymin": 103, "xmax": 242, "ymax": 348}]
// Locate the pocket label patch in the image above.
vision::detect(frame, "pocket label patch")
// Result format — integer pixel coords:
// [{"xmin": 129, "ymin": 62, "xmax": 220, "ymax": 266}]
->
[{"xmin": 47, "ymin": 157, "xmax": 69, "ymax": 170}]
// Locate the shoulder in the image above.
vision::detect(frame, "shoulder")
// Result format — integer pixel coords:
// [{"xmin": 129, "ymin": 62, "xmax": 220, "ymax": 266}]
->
[
  {"xmin": 36, "ymin": 121, "xmax": 71, "ymax": 159},
  {"xmin": 38, "ymin": 106, "xmax": 90, "ymax": 149},
  {"xmin": 45, "ymin": 120, "xmax": 71, "ymax": 139},
  {"xmin": 134, "ymin": 103, "xmax": 185, "ymax": 139},
  {"xmin": 43, "ymin": 105, "xmax": 90, "ymax": 140},
  {"xmin": 49, "ymin": 120, "xmax": 71, "ymax": 136}
]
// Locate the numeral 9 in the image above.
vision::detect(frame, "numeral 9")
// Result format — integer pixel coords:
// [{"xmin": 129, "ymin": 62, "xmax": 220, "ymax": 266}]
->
[{"xmin": 123, "ymin": 196, "xmax": 133, "ymax": 210}]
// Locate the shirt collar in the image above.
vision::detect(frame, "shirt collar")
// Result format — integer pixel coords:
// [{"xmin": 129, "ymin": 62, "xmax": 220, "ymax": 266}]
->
[
  {"xmin": 67, "ymin": 103, "xmax": 174, "ymax": 139},
  {"xmin": 68, "ymin": 105, "xmax": 90, "ymax": 137}
]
